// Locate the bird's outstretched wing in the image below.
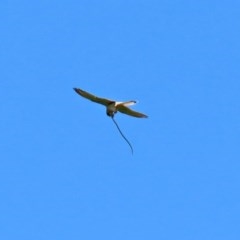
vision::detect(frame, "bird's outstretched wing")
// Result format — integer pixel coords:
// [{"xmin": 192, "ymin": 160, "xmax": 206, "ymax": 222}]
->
[
  {"xmin": 73, "ymin": 88, "xmax": 113, "ymax": 106},
  {"xmin": 117, "ymin": 105, "xmax": 148, "ymax": 118}
]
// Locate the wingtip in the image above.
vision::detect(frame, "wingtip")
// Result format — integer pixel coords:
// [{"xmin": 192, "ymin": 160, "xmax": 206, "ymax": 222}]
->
[{"xmin": 73, "ymin": 87, "xmax": 81, "ymax": 94}]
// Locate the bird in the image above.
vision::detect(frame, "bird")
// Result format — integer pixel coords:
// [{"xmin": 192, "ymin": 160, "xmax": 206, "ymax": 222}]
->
[
  {"xmin": 73, "ymin": 87, "xmax": 148, "ymax": 154},
  {"xmin": 73, "ymin": 88, "xmax": 148, "ymax": 118}
]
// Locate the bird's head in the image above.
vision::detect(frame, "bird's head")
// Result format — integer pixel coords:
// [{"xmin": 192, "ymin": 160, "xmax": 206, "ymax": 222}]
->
[{"xmin": 106, "ymin": 110, "xmax": 116, "ymax": 117}]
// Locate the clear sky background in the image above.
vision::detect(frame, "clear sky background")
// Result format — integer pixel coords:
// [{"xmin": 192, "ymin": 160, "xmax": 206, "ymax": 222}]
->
[{"xmin": 1, "ymin": 1, "xmax": 240, "ymax": 239}]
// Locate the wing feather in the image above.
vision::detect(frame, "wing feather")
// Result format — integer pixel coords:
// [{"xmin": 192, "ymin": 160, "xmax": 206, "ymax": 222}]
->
[
  {"xmin": 73, "ymin": 88, "xmax": 113, "ymax": 106},
  {"xmin": 117, "ymin": 105, "xmax": 148, "ymax": 118}
]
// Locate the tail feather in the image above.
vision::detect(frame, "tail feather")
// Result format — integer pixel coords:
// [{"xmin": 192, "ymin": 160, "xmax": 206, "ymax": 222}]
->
[{"xmin": 121, "ymin": 101, "xmax": 137, "ymax": 107}]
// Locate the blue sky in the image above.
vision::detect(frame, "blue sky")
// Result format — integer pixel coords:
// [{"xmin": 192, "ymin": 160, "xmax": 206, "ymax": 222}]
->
[{"xmin": 1, "ymin": 1, "xmax": 240, "ymax": 239}]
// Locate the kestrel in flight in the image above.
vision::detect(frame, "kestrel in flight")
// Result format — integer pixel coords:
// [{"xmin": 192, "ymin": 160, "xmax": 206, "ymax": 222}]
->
[
  {"xmin": 73, "ymin": 88, "xmax": 148, "ymax": 118},
  {"xmin": 73, "ymin": 87, "xmax": 147, "ymax": 154}
]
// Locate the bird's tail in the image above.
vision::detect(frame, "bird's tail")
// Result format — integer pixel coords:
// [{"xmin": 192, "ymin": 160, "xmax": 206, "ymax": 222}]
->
[{"xmin": 121, "ymin": 101, "xmax": 137, "ymax": 107}]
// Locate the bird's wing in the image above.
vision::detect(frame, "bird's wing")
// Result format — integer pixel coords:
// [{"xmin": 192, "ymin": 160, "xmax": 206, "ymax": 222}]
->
[
  {"xmin": 117, "ymin": 105, "xmax": 148, "ymax": 118},
  {"xmin": 73, "ymin": 88, "xmax": 113, "ymax": 106}
]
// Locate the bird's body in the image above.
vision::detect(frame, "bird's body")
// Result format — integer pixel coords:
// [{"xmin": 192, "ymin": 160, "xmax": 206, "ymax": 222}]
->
[
  {"xmin": 73, "ymin": 88, "xmax": 147, "ymax": 118},
  {"xmin": 106, "ymin": 101, "xmax": 118, "ymax": 117}
]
